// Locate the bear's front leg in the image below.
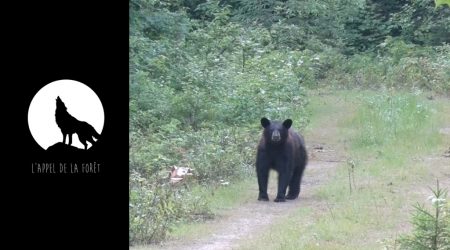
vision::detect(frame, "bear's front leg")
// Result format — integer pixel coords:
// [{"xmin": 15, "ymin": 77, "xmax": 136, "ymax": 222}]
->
[
  {"xmin": 274, "ymin": 171, "xmax": 290, "ymax": 202},
  {"xmin": 257, "ymin": 168, "xmax": 269, "ymax": 201},
  {"xmin": 256, "ymin": 153, "xmax": 270, "ymax": 201}
]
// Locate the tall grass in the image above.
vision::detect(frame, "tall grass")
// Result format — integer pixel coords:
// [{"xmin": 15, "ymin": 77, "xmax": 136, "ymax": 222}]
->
[{"xmin": 352, "ymin": 91, "xmax": 436, "ymax": 148}]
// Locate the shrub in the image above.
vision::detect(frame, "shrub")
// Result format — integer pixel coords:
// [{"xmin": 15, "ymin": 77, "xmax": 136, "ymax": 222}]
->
[{"xmin": 398, "ymin": 181, "xmax": 450, "ymax": 250}]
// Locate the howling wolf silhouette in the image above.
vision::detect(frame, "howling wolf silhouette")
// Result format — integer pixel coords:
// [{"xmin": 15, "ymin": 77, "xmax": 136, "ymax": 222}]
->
[{"xmin": 55, "ymin": 96, "xmax": 100, "ymax": 150}]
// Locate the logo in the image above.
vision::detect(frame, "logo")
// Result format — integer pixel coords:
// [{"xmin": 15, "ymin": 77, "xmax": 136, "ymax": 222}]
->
[{"xmin": 28, "ymin": 79, "xmax": 104, "ymax": 152}]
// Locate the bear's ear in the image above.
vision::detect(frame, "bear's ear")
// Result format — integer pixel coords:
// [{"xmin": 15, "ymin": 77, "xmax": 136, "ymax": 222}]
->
[
  {"xmin": 283, "ymin": 119, "xmax": 293, "ymax": 129},
  {"xmin": 261, "ymin": 117, "xmax": 271, "ymax": 128}
]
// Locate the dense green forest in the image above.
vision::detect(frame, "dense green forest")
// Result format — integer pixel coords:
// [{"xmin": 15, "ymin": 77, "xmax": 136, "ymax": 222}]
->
[{"xmin": 129, "ymin": 0, "xmax": 450, "ymax": 246}]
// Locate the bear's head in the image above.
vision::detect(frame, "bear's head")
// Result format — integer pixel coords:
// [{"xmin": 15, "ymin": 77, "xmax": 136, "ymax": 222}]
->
[{"xmin": 261, "ymin": 117, "xmax": 292, "ymax": 145}]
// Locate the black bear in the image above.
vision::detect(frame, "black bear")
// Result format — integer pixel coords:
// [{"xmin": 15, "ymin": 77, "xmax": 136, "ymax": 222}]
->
[{"xmin": 256, "ymin": 117, "xmax": 307, "ymax": 202}]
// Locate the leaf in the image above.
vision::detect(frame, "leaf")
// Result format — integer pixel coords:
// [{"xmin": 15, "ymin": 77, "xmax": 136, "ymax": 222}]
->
[{"xmin": 435, "ymin": 0, "xmax": 450, "ymax": 8}]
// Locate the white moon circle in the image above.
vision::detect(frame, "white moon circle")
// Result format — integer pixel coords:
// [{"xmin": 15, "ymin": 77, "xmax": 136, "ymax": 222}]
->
[{"xmin": 28, "ymin": 79, "xmax": 104, "ymax": 150}]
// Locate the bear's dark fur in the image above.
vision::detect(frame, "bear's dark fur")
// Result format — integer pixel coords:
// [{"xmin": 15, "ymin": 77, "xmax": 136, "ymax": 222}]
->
[{"xmin": 256, "ymin": 117, "xmax": 307, "ymax": 202}]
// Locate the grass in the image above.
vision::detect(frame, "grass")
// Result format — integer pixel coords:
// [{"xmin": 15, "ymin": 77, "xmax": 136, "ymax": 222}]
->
[
  {"xmin": 130, "ymin": 178, "xmax": 257, "ymax": 250},
  {"xmin": 167, "ymin": 179, "xmax": 256, "ymax": 240},
  {"xmin": 238, "ymin": 89, "xmax": 449, "ymax": 249}
]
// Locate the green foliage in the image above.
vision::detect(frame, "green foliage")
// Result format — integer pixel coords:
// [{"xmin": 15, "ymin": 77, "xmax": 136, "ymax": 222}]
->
[
  {"xmin": 436, "ymin": 0, "xmax": 450, "ymax": 8},
  {"xmin": 232, "ymin": 0, "xmax": 284, "ymax": 28},
  {"xmin": 398, "ymin": 181, "xmax": 450, "ymax": 250},
  {"xmin": 344, "ymin": 1, "xmax": 393, "ymax": 53},
  {"xmin": 129, "ymin": 170, "xmax": 213, "ymax": 245},
  {"xmin": 392, "ymin": 0, "xmax": 450, "ymax": 46},
  {"xmin": 321, "ymin": 40, "xmax": 450, "ymax": 93},
  {"xmin": 184, "ymin": 128, "xmax": 256, "ymax": 181},
  {"xmin": 234, "ymin": 0, "xmax": 363, "ymax": 50}
]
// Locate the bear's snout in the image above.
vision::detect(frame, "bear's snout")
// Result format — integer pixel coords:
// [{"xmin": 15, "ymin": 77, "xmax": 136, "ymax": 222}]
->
[{"xmin": 271, "ymin": 130, "xmax": 281, "ymax": 142}]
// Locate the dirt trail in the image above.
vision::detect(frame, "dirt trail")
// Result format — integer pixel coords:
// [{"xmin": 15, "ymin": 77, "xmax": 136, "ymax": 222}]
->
[{"xmin": 129, "ymin": 95, "xmax": 353, "ymax": 250}]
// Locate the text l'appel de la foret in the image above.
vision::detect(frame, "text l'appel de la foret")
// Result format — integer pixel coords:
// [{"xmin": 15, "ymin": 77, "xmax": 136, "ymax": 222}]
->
[{"xmin": 31, "ymin": 162, "xmax": 100, "ymax": 174}]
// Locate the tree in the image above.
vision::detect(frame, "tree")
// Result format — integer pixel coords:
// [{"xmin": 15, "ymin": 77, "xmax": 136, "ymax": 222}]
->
[{"xmin": 392, "ymin": 0, "xmax": 450, "ymax": 46}]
